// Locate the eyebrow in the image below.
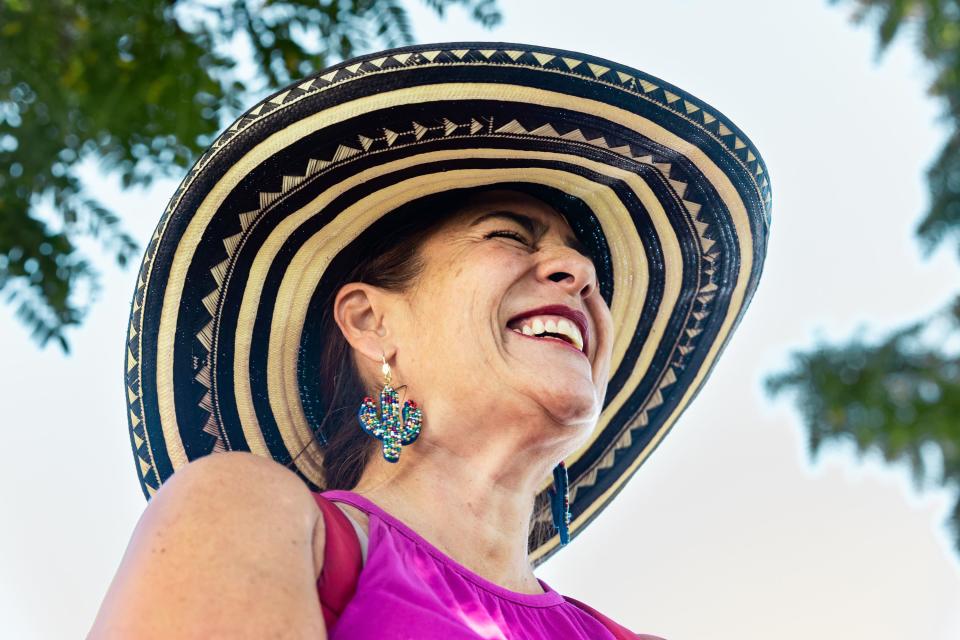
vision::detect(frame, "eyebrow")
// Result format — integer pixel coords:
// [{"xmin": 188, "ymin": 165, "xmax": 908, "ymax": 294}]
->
[{"xmin": 469, "ymin": 211, "xmax": 590, "ymax": 256}]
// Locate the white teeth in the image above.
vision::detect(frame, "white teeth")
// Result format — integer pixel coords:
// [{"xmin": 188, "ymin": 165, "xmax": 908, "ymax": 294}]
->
[
  {"xmin": 570, "ymin": 331, "xmax": 584, "ymax": 351},
  {"xmin": 511, "ymin": 314, "xmax": 585, "ymax": 353},
  {"xmin": 555, "ymin": 319, "xmax": 584, "ymax": 351}
]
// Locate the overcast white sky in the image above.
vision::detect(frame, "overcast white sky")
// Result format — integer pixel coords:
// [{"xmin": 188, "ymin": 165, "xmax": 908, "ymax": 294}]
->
[{"xmin": 3, "ymin": 1, "xmax": 960, "ymax": 638}]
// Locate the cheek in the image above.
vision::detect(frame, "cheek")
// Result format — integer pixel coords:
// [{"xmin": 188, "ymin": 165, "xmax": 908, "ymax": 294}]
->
[
  {"xmin": 412, "ymin": 267, "xmax": 507, "ymax": 360},
  {"xmin": 407, "ymin": 265, "xmax": 476, "ymax": 350},
  {"xmin": 408, "ymin": 243, "xmax": 526, "ymax": 352}
]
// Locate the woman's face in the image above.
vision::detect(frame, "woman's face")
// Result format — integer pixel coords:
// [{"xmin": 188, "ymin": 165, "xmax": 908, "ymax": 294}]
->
[{"xmin": 389, "ymin": 190, "xmax": 614, "ymax": 449}]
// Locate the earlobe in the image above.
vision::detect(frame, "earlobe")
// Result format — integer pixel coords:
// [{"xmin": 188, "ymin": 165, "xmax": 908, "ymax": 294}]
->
[{"xmin": 333, "ymin": 283, "xmax": 391, "ymax": 364}]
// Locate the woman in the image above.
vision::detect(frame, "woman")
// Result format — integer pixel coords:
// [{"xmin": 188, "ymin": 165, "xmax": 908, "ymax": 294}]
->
[{"xmin": 91, "ymin": 43, "xmax": 770, "ymax": 638}]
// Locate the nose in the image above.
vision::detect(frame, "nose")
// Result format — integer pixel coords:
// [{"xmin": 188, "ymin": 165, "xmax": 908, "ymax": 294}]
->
[{"xmin": 536, "ymin": 245, "xmax": 598, "ymax": 300}]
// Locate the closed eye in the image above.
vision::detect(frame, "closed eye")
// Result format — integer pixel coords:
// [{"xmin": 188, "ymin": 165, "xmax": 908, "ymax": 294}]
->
[{"xmin": 484, "ymin": 229, "xmax": 530, "ymax": 245}]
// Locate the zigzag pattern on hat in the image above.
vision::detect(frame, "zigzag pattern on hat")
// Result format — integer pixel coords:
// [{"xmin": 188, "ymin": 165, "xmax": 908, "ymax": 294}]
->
[
  {"xmin": 177, "ymin": 45, "xmax": 769, "ymax": 229},
  {"xmin": 119, "ymin": 42, "xmax": 769, "ymax": 576},
  {"xmin": 126, "ymin": 224, "xmax": 163, "ymax": 497},
  {"xmin": 128, "ymin": 44, "xmax": 763, "ymax": 469},
  {"xmin": 127, "ymin": 112, "xmax": 719, "ymax": 502},
  {"xmin": 126, "ymin": 108, "xmax": 725, "ymax": 498},
  {"xmin": 181, "ymin": 112, "xmax": 719, "ymax": 518}
]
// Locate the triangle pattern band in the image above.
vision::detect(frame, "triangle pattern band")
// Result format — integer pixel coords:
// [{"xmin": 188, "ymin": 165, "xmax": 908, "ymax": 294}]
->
[
  {"xmin": 495, "ymin": 119, "xmax": 528, "ymax": 135},
  {"xmin": 189, "ymin": 46, "xmax": 768, "ymax": 227},
  {"xmin": 141, "ymin": 46, "xmax": 769, "ymax": 505}
]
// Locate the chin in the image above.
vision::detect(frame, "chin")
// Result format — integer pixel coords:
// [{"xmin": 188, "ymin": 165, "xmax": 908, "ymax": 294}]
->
[{"xmin": 538, "ymin": 386, "xmax": 601, "ymax": 427}]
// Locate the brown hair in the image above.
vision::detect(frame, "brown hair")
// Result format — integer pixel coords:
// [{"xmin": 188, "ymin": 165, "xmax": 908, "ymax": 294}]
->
[{"xmin": 307, "ymin": 193, "xmax": 453, "ymax": 490}]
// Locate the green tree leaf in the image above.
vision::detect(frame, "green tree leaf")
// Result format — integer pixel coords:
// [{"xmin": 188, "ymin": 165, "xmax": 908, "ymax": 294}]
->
[
  {"xmin": 774, "ymin": 0, "xmax": 960, "ymax": 552},
  {"xmin": 0, "ymin": 0, "xmax": 501, "ymax": 348}
]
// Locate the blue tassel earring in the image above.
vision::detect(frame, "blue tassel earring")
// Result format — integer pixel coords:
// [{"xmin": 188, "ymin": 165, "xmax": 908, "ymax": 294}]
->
[
  {"xmin": 357, "ymin": 356, "xmax": 422, "ymax": 463},
  {"xmin": 548, "ymin": 461, "xmax": 571, "ymax": 545}
]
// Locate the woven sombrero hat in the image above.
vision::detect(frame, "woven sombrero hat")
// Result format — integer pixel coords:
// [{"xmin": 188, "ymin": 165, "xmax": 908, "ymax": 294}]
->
[{"xmin": 123, "ymin": 42, "xmax": 770, "ymax": 564}]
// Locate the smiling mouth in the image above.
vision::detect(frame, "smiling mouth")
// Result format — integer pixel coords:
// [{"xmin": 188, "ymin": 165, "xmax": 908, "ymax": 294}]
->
[
  {"xmin": 505, "ymin": 314, "xmax": 586, "ymax": 356},
  {"xmin": 510, "ymin": 328, "xmax": 589, "ymax": 361},
  {"xmin": 505, "ymin": 304, "xmax": 590, "ymax": 357}
]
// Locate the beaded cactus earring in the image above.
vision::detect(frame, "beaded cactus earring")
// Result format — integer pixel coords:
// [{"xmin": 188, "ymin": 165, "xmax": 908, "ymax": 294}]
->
[
  {"xmin": 549, "ymin": 461, "xmax": 571, "ymax": 545},
  {"xmin": 357, "ymin": 356, "xmax": 423, "ymax": 463}
]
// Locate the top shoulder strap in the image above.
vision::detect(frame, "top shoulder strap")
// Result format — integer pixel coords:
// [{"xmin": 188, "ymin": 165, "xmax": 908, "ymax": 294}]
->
[
  {"xmin": 563, "ymin": 595, "xmax": 665, "ymax": 640},
  {"xmin": 313, "ymin": 493, "xmax": 364, "ymax": 630},
  {"xmin": 313, "ymin": 493, "xmax": 660, "ymax": 639}
]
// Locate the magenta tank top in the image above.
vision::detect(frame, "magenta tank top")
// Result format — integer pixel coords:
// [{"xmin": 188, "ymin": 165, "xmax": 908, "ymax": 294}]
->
[{"xmin": 320, "ymin": 489, "xmax": 622, "ymax": 639}]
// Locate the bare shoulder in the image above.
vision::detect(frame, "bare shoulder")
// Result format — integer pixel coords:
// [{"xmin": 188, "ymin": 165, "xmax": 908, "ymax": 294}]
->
[
  {"xmin": 155, "ymin": 451, "xmax": 319, "ymax": 516},
  {"xmin": 89, "ymin": 452, "xmax": 327, "ymax": 639},
  {"xmin": 135, "ymin": 452, "xmax": 326, "ymax": 566}
]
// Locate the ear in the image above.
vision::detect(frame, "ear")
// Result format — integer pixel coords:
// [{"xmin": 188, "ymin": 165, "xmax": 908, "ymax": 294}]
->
[{"xmin": 333, "ymin": 282, "xmax": 394, "ymax": 365}]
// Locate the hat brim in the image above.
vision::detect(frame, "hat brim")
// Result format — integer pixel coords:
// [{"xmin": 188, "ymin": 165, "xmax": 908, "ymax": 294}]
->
[{"xmin": 124, "ymin": 42, "xmax": 770, "ymax": 564}]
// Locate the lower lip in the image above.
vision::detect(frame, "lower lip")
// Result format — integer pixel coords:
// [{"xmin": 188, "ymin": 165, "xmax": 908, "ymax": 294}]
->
[{"xmin": 509, "ymin": 330, "xmax": 589, "ymax": 360}]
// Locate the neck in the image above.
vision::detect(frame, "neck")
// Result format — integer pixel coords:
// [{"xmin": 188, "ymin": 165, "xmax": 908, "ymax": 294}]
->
[{"xmin": 352, "ymin": 422, "xmax": 561, "ymax": 594}]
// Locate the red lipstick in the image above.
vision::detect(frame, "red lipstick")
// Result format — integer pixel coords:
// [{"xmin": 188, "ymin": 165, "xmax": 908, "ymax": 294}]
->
[{"xmin": 506, "ymin": 304, "xmax": 590, "ymax": 356}]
